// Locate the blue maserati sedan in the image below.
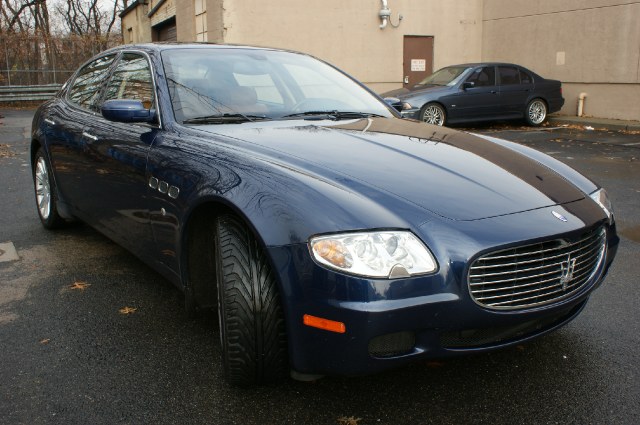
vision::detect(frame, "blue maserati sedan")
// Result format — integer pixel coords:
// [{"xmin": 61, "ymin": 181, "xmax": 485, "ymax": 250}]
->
[
  {"xmin": 381, "ymin": 63, "xmax": 564, "ymax": 126},
  {"xmin": 31, "ymin": 43, "xmax": 617, "ymax": 386}
]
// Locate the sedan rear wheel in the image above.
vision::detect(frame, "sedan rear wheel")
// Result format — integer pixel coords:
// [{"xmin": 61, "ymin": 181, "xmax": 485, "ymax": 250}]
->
[
  {"xmin": 33, "ymin": 148, "xmax": 65, "ymax": 229},
  {"xmin": 420, "ymin": 103, "xmax": 446, "ymax": 126},
  {"xmin": 525, "ymin": 99, "xmax": 547, "ymax": 126},
  {"xmin": 214, "ymin": 213, "xmax": 288, "ymax": 386}
]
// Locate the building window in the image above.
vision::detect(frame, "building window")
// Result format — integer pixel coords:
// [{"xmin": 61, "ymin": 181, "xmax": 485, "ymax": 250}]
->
[
  {"xmin": 195, "ymin": 0, "xmax": 207, "ymax": 42},
  {"xmin": 127, "ymin": 27, "xmax": 133, "ymax": 43}
]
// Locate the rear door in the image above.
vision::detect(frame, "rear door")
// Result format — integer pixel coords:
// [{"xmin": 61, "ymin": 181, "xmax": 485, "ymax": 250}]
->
[
  {"xmin": 498, "ymin": 65, "xmax": 532, "ymax": 117},
  {"xmin": 46, "ymin": 54, "xmax": 117, "ymax": 216}
]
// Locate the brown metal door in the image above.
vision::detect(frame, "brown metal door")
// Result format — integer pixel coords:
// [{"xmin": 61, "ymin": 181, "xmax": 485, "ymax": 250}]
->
[{"xmin": 403, "ymin": 36, "xmax": 434, "ymax": 88}]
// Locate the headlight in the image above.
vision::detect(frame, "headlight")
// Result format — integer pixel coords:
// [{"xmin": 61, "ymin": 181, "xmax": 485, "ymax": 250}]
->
[
  {"xmin": 401, "ymin": 102, "xmax": 414, "ymax": 110},
  {"xmin": 590, "ymin": 188, "xmax": 613, "ymax": 222},
  {"xmin": 309, "ymin": 231, "xmax": 437, "ymax": 279}
]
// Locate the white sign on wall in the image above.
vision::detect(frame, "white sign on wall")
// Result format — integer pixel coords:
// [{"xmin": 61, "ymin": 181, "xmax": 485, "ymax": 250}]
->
[{"xmin": 411, "ymin": 59, "xmax": 426, "ymax": 72}]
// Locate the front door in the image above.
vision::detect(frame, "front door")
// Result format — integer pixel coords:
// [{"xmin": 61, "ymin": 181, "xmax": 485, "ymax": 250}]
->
[
  {"xmin": 455, "ymin": 66, "xmax": 501, "ymax": 120},
  {"xmin": 403, "ymin": 36, "xmax": 434, "ymax": 88},
  {"xmin": 83, "ymin": 52, "xmax": 159, "ymax": 254}
]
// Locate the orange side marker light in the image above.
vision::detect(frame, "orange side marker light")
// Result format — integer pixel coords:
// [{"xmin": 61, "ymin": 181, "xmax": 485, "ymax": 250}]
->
[{"xmin": 303, "ymin": 314, "xmax": 346, "ymax": 334}]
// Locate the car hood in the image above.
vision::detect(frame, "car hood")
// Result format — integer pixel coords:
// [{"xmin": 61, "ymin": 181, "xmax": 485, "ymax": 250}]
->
[
  {"xmin": 381, "ymin": 85, "xmax": 452, "ymax": 99},
  {"xmin": 194, "ymin": 118, "xmax": 585, "ymax": 221}
]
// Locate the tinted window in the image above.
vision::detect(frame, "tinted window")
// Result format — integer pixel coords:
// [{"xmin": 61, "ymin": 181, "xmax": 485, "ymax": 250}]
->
[
  {"xmin": 465, "ymin": 67, "xmax": 496, "ymax": 87},
  {"xmin": 498, "ymin": 66, "xmax": 521, "ymax": 85},
  {"xmin": 417, "ymin": 66, "xmax": 469, "ymax": 86},
  {"xmin": 103, "ymin": 53, "xmax": 155, "ymax": 109},
  {"xmin": 68, "ymin": 55, "xmax": 116, "ymax": 110},
  {"xmin": 519, "ymin": 69, "xmax": 533, "ymax": 84}
]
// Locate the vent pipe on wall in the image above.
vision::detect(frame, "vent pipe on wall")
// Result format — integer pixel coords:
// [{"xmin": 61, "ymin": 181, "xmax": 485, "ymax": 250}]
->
[{"xmin": 379, "ymin": 0, "xmax": 402, "ymax": 29}]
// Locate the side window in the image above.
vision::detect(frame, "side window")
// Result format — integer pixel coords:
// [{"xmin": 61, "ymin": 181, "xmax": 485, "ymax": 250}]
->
[
  {"xmin": 519, "ymin": 69, "xmax": 533, "ymax": 85},
  {"xmin": 465, "ymin": 67, "xmax": 496, "ymax": 87},
  {"xmin": 498, "ymin": 66, "xmax": 521, "ymax": 86},
  {"xmin": 67, "ymin": 54, "xmax": 116, "ymax": 110},
  {"xmin": 103, "ymin": 53, "xmax": 155, "ymax": 109}
]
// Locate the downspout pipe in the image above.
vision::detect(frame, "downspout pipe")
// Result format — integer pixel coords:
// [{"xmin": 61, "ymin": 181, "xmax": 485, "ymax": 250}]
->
[{"xmin": 577, "ymin": 92, "xmax": 587, "ymax": 117}]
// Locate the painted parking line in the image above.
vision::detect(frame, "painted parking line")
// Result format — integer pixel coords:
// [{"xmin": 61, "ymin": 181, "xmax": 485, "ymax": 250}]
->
[{"xmin": 0, "ymin": 242, "xmax": 19, "ymax": 262}]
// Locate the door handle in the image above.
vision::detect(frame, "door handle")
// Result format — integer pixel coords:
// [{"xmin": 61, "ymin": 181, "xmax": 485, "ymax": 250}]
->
[
  {"xmin": 490, "ymin": 90, "xmax": 498, "ymax": 94},
  {"xmin": 82, "ymin": 131, "xmax": 98, "ymax": 141},
  {"xmin": 44, "ymin": 118, "xmax": 56, "ymax": 126}
]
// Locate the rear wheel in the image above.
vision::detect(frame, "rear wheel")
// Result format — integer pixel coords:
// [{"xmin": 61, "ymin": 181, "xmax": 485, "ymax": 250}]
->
[
  {"xmin": 214, "ymin": 213, "xmax": 288, "ymax": 386},
  {"xmin": 525, "ymin": 98, "xmax": 547, "ymax": 126},
  {"xmin": 420, "ymin": 103, "xmax": 446, "ymax": 126},
  {"xmin": 33, "ymin": 148, "xmax": 65, "ymax": 229}
]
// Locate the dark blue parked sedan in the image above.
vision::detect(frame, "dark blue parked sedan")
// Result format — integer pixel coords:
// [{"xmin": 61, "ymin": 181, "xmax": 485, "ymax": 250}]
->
[
  {"xmin": 381, "ymin": 63, "xmax": 564, "ymax": 126},
  {"xmin": 31, "ymin": 44, "xmax": 616, "ymax": 386}
]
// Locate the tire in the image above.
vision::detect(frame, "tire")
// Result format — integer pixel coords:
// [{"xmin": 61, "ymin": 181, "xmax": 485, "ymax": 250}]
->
[
  {"xmin": 214, "ymin": 214, "xmax": 288, "ymax": 386},
  {"xmin": 525, "ymin": 98, "xmax": 547, "ymax": 126},
  {"xmin": 420, "ymin": 103, "xmax": 446, "ymax": 126},
  {"xmin": 32, "ymin": 148, "xmax": 66, "ymax": 229}
]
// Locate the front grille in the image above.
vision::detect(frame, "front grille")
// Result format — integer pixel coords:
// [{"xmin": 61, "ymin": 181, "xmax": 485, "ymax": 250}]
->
[
  {"xmin": 441, "ymin": 303, "xmax": 581, "ymax": 348},
  {"xmin": 469, "ymin": 226, "xmax": 606, "ymax": 310}
]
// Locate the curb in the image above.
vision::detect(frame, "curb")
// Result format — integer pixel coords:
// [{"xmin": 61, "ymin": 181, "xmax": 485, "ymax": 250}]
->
[{"xmin": 547, "ymin": 116, "xmax": 640, "ymax": 132}]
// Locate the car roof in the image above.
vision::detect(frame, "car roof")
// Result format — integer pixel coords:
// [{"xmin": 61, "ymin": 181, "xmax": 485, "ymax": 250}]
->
[
  {"xmin": 102, "ymin": 42, "xmax": 291, "ymax": 55},
  {"xmin": 444, "ymin": 62, "xmax": 526, "ymax": 68}
]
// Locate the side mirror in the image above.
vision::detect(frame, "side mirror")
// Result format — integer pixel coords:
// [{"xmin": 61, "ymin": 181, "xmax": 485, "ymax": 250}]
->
[
  {"xmin": 383, "ymin": 97, "xmax": 403, "ymax": 112},
  {"xmin": 102, "ymin": 99, "xmax": 156, "ymax": 123},
  {"xmin": 462, "ymin": 81, "xmax": 475, "ymax": 90}
]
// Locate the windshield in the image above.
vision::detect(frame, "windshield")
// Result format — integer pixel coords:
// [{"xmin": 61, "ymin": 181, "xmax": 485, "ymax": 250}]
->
[
  {"xmin": 161, "ymin": 48, "xmax": 393, "ymax": 123},
  {"xmin": 417, "ymin": 66, "xmax": 470, "ymax": 86}
]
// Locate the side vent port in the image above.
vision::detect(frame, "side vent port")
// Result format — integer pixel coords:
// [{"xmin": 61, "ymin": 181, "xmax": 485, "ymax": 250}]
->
[{"xmin": 368, "ymin": 331, "xmax": 415, "ymax": 358}]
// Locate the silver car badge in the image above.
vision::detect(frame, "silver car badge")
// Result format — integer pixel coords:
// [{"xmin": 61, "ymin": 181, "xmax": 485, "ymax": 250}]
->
[{"xmin": 552, "ymin": 210, "xmax": 568, "ymax": 222}]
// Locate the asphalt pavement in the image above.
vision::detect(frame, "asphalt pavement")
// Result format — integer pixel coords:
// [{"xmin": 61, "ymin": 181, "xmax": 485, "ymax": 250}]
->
[{"xmin": 1, "ymin": 109, "xmax": 639, "ymax": 425}]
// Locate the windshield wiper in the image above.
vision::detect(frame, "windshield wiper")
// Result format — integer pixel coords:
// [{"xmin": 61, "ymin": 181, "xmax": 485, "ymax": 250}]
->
[
  {"xmin": 182, "ymin": 113, "xmax": 271, "ymax": 124},
  {"xmin": 280, "ymin": 111, "xmax": 385, "ymax": 120}
]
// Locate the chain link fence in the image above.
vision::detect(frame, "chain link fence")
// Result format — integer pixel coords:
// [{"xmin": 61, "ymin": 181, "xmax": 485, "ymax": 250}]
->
[{"xmin": 0, "ymin": 33, "xmax": 122, "ymax": 86}]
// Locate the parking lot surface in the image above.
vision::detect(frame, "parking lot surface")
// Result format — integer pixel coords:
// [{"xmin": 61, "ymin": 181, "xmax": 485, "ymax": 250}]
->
[{"xmin": 1, "ymin": 109, "xmax": 639, "ymax": 424}]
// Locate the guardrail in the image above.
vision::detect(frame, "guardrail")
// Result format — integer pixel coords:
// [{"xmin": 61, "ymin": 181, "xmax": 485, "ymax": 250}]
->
[{"xmin": 0, "ymin": 84, "xmax": 62, "ymax": 102}]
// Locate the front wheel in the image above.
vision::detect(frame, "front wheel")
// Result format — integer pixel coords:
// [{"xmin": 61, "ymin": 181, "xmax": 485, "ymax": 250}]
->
[
  {"xmin": 525, "ymin": 98, "xmax": 547, "ymax": 126},
  {"xmin": 420, "ymin": 103, "xmax": 446, "ymax": 126},
  {"xmin": 33, "ymin": 148, "xmax": 65, "ymax": 229},
  {"xmin": 215, "ymin": 214, "xmax": 288, "ymax": 386}
]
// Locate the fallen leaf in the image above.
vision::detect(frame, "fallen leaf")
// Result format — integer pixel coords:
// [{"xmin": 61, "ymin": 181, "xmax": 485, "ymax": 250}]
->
[
  {"xmin": 0, "ymin": 144, "xmax": 15, "ymax": 158},
  {"xmin": 337, "ymin": 416, "xmax": 362, "ymax": 425},
  {"xmin": 40, "ymin": 339, "xmax": 50, "ymax": 344},
  {"xmin": 426, "ymin": 361, "xmax": 445, "ymax": 368},
  {"xmin": 119, "ymin": 306, "xmax": 137, "ymax": 315},
  {"xmin": 516, "ymin": 345, "xmax": 525, "ymax": 351},
  {"xmin": 69, "ymin": 281, "xmax": 91, "ymax": 291}
]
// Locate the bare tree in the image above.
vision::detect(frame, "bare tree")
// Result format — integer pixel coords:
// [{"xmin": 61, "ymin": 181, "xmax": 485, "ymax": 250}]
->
[
  {"xmin": 0, "ymin": 0, "xmax": 123, "ymax": 86},
  {"xmin": 54, "ymin": 0, "xmax": 123, "ymax": 37}
]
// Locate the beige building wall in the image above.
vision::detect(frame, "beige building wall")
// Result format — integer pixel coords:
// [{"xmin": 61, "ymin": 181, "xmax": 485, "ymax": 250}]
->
[
  {"xmin": 176, "ymin": 0, "xmax": 224, "ymax": 42},
  {"xmin": 149, "ymin": 0, "xmax": 177, "ymax": 27},
  {"xmin": 220, "ymin": 0, "xmax": 483, "ymax": 93},
  {"xmin": 482, "ymin": 0, "xmax": 640, "ymax": 120},
  {"xmin": 121, "ymin": 1, "xmax": 152, "ymax": 44}
]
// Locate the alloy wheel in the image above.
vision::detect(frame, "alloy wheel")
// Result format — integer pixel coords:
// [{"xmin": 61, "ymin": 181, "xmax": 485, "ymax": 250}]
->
[
  {"xmin": 422, "ymin": 104, "xmax": 445, "ymax": 126},
  {"xmin": 528, "ymin": 100, "xmax": 547, "ymax": 125},
  {"xmin": 35, "ymin": 156, "xmax": 51, "ymax": 220}
]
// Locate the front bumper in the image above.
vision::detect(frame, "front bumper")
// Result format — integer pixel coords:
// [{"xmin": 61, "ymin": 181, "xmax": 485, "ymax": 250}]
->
[
  {"xmin": 400, "ymin": 108, "xmax": 420, "ymax": 120},
  {"xmin": 268, "ymin": 200, "xmax": 618, "ymax": 376}
]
